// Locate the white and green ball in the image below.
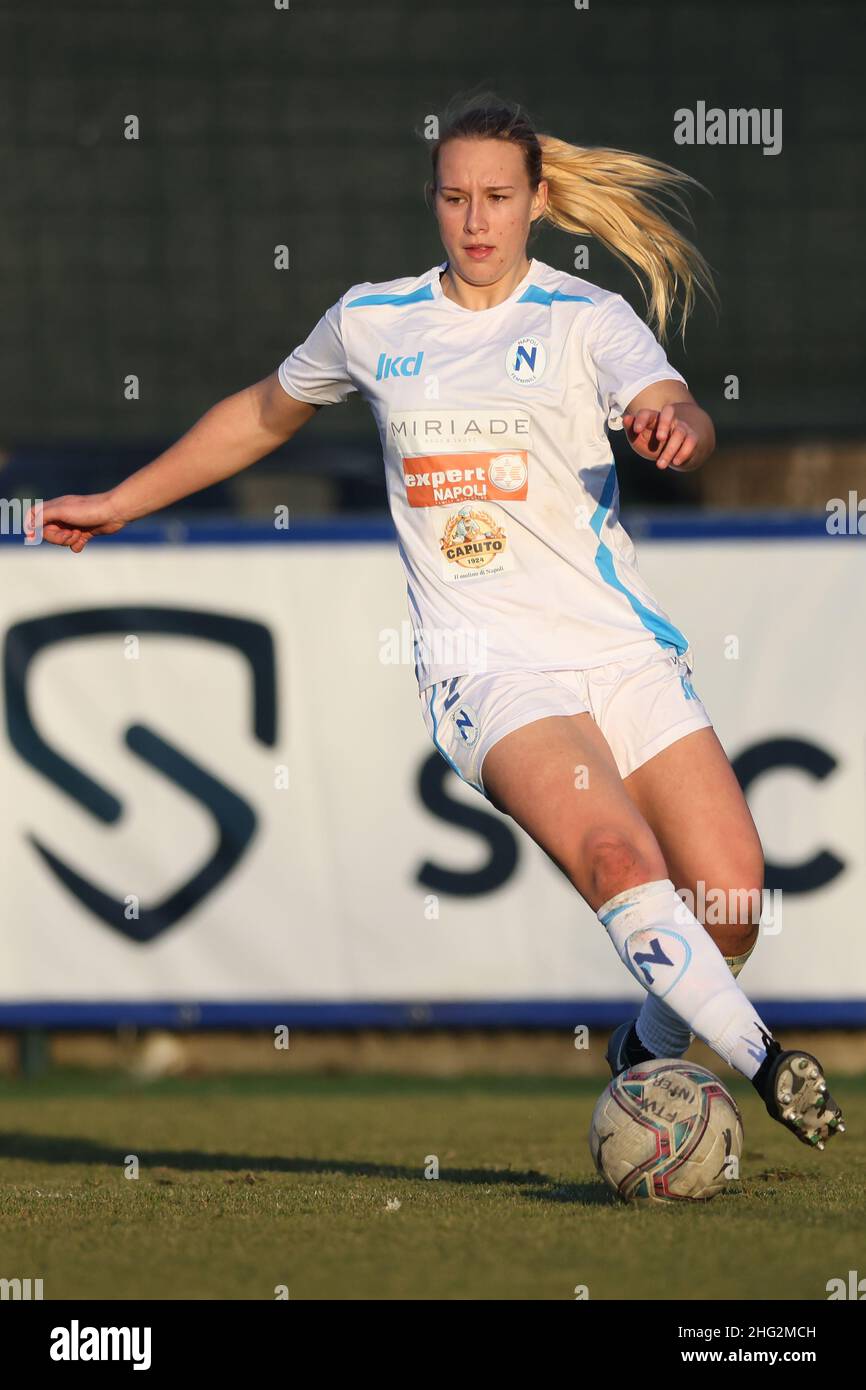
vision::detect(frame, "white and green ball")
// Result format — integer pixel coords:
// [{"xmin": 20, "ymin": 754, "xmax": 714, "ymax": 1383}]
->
[{"xmin": 590, "ymin": 1060, "xmax": 744, "ymax": 1203}]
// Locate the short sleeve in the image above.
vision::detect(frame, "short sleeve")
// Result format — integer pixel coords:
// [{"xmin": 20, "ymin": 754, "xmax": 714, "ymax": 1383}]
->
[
  {"xmin": 586, "ymin": 294, "xmax": 688, "ymax": 429},
  {"xmin": 277, "ymin": 296, "xmax": 357, "ymax": 406}
]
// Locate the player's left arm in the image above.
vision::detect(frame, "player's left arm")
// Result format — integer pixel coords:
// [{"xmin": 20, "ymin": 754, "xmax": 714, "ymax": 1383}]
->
[{"xmin": 622, "ymin": 381, "xmax": 715, "ymax": 472}]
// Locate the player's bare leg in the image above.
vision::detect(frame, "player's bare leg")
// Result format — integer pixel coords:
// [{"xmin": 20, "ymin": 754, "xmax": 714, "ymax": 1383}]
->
[
  {"xmin": 625, "ymin": 725, "xmax": 763, "ymax": 960},
  {"xmin": 481, "ymin": 711, "xmax": 670, "ymax": 907},
  {"xmin": 481, "ymin": 712, "xmax": 774, "ymax": 1078},
  {"xmin": 482, "ymin": 716, "xmax": 844, "ymax": 1149}
]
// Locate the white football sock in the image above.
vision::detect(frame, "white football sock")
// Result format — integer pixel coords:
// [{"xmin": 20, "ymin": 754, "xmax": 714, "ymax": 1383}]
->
[
  {"xmin": 597, "ymin": 878, "xmax": 770, "ymax": 1080},
  {"xmin": 636, "ymin": 940, "xmax": 758, "ymax": 1057},
  {"xmin": 636, "ymin": 995, "xmax": 692, "ymax": 1058}
]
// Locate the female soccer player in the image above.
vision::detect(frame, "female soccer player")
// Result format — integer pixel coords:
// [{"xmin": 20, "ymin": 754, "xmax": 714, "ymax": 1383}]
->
[{"xmin": 28, "ymin": 95, "xmax": 843, "ymax": 1149}]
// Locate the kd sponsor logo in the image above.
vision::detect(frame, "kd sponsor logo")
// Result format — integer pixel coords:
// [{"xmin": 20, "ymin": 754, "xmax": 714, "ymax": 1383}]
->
[{"xmin": 376, "ymin": 350, "xmax": 424, "ymax": 380}]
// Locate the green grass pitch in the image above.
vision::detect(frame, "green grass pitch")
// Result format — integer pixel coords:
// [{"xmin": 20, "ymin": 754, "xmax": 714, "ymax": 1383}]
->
[{"xmin": 1, "ymin": 1071, "xmax": 863, "ymax": 1300}]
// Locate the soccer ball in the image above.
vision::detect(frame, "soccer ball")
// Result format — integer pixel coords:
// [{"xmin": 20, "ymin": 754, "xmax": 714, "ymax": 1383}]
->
[{"xmin": 589, "ymin": 1060, "xmax": 744, "ymax": 1203}]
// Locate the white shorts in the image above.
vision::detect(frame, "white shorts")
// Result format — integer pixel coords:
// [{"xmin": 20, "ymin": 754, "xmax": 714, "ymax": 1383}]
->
[{"xmin": 420, "ymin": 646, "xmax": 713, "ymax": 799}]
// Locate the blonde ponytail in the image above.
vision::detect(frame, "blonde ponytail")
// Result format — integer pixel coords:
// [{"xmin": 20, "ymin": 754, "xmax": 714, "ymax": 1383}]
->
[{"xmin": 536, "ymin": 134, "xmax": 718, "ymax": 341}]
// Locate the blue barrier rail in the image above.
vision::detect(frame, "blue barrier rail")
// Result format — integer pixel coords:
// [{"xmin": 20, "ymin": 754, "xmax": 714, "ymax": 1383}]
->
[
  {"xmin": 0, "ymin": 1000, "xmax": 862, "ymax": 1029},
  {"xmin": 1, "ymin": 510, "xmax": 863, "ymax": 546}
]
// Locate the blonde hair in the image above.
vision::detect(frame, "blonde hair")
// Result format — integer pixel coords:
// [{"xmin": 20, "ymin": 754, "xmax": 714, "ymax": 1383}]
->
[
  {"xmin": 427, "ymin": 93, "xmax": 718, "ymax": 342},
  {"xmin": 536, "ymin": 134, "xmax": 718, "ymax": 341}
]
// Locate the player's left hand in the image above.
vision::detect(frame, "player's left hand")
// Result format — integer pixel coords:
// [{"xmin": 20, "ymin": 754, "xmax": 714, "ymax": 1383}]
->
[{"xmin": 622, "ymin": 404, "xmax": 699, "ymax": 469}]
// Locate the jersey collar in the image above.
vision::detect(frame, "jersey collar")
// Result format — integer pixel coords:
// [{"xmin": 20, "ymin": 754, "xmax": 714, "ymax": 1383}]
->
[{"xmin": 430, "ymin": 257, "xmax": 538, "ymax": 314}]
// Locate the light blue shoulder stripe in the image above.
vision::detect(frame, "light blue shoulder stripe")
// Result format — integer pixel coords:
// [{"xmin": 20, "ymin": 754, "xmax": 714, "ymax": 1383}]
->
[
  {"xmin": 346, "ymin": 284, "xmax": 435, "ymax": 308},
  {"xmin": 345, "ymin": 282, "xmax": 592, "ymax": 309},
  {"xmin": 405, "ymin": 582, "xmax": 423, "ymax": 685},
  {"xmin": 589, "ymin": 463, "xmax": 688, "ymax": 656},
  {"xmin": 517, "ymin": 286, "xmax": 594, "ymax": 305}
]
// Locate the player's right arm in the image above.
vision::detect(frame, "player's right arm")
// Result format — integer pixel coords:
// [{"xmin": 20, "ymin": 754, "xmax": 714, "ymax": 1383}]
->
[{"xmin": 27, "ymin": 372, "xmax": 318, "ymax": 552}]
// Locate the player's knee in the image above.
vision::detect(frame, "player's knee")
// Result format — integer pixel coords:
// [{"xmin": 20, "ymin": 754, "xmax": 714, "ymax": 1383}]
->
[
  {"xmin": 726, "ymin": 845, "xmax": 765, "ymax": 929},
  {"xmin": 582, "ymin": 828, "xmax": 664, "ymax": 907},
  {"xmin": 727, "ymin": 883, "xmax": 764, "ymax": 940},
  {"xmin": 704, "ymin": 855, "xmax": 765, "ymax": 951}
]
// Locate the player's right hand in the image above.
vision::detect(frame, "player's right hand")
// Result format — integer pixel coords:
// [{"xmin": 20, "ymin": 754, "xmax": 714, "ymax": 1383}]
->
[{"xmin": 25, "ymin": 493, "xmax": 127, "ymax": 553}]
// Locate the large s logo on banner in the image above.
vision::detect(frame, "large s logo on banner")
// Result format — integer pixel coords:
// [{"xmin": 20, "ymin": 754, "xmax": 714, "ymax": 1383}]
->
[{"xmin": 3, "ymin": 607, "xmax": 277, "ymax": 943}]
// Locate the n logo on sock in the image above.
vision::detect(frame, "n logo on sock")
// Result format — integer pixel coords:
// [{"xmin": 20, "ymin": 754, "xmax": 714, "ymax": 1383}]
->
[
  {"xmin": 632, "ymin": 935, "xmax": 675, "ymax": 985},
  {"xmin": 626, "ymin": 929, "xmax": 692, "ymax": 996}
]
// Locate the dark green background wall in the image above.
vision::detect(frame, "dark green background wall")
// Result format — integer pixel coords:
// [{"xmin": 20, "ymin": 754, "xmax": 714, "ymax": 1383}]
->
[{"xmin": 0, "ymin": 0, "xmax": 861, "ymax": 448}]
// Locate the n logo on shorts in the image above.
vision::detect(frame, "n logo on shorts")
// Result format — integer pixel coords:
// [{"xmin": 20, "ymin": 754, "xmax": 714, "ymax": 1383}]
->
[{"xmin": 453, "ymin": 704, "xmax": 479, "ymax": 748}]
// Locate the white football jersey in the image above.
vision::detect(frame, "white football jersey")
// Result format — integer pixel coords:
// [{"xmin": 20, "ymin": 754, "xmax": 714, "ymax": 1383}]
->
[{"xmin": 277, "ymin": 257, "xmax": 692, "ymax": 690}]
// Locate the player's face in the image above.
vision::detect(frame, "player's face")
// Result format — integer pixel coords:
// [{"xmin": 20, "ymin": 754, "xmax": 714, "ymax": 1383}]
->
[{"xmin": 433, "ymin": 137, "xmax": 547, "ymax": 286}]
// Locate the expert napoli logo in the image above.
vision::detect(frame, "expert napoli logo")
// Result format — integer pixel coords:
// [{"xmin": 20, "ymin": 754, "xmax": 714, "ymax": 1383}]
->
[{"xmin": 3, "ymin": 607, "xmax": 277, "ymax": 942}]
